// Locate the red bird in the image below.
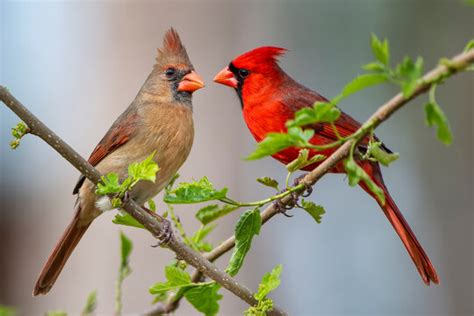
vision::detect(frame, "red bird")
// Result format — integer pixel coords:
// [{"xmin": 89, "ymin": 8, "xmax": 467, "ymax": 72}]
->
[{"xmin": 214, "ymin": 47, "xmax": 438, "ymax": 285}]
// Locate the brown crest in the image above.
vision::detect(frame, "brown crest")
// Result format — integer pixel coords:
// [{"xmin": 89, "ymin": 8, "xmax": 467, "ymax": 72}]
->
[{"xmin": 157, "ymin": 28, "xmax": 190, "ymax": 63}]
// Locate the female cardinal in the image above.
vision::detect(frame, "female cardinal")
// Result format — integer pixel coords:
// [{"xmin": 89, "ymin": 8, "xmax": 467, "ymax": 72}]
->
[
  {"xmin": 33, "ymin": 28, "xmax": 204, "ymax": 295},
  {"xmin": 214, "ymin": 46, "xmax": 438, "ymax": 285}
]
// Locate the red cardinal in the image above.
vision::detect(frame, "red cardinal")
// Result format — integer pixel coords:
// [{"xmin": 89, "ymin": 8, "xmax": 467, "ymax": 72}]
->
[
  {"xmin": 214, "ymin": 47, "xmax": 438, "ymax": 285},
  {"xmin": 33, "ymin": 29, "xmax": 203, "ymax": 295}
]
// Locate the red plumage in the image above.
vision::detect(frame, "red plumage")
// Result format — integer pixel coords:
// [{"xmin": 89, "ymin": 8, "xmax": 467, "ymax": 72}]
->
[{"xmin": 215, "ymin": 46, "xmax": 438, "ymax": 285}]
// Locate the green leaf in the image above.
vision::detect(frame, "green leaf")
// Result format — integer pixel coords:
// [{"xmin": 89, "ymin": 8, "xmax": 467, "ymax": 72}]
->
[
  {"xmin": 371, "ymin": 33, "xmax": 390, "ymax": 66},
  {"xmin": 147, "ymin": 199, "xmax": 156, "ymax": 211},
  {"xmin": 336, "ymin": 73, "xmax": 387, "ymax": 102},
  {"xmin": 164, "ymin": 177, "xmax": 228, "ymax": 204},
  {"xmin": 424, "ymin": 101, "xmax": 453, "ymax": 145},
  {"xmin": 113, "ymin": 211, "xmax": 145, "ymax": 229},
  {"xmin": 192, "ymin": 224, "xmax": 217, "ymax": 244},
  {"xmin": 366, "ymin": 141, "xmax": 399, "ymax": 166},
  {"xmin": 195, "ymin": 204, "xmax": 240, "ymax": 225},
  {"xmin": 149, "ymin": 265, "xmax": 192, "ymax": 295},
  {"xmin": 226, "ymin": 209, "xmax": 262, "ymax": 276},
  {"xmin": 286, "ymin": 102, "xmax": 341, "ymax": 128},
  {"xmin": 45, "ymin": 312, "xmax": 67, "ymax": 316},
  {"xmin": 81, "ymin": 290, "xmax": 97, "ymax": 315},
  {"xmin": 120, "ymin": 232, "xmax": 133, "ymax": 270},
  {"xmin": 343, "ymin": 159, "xmax": 385, "ymax": 204},
  {"xmin": 286, "ymin": 149, "xmax": 325, "ymax": 172},
  {"xmin": 184, "ymin": 283, "xmax": 223, "ymax": 316},
  {"xmin": 256, "ymin": 177, "xmax": 280, "ymax": 191},
  {"xmin": 255, "ymin": 264, "xmax": 283, "ymax": 301},
  {"xmin": 96, "ymin": 173, "xmax": 121, "ymax": 195},
  {"xmin": 301, "ymin": 199, "xmax": 325, "ymax": 224},
  {"xmin": 246, "ymin": 133, "xmax": 299, "ymax": 160},
  {"xmin": 464, "ymin": 39, "xmax": 474, "ymax": 51},
  {"xmin": 128, "ymin": 151, "xmax": 160, "ymax": 183},
  {"xmin": 0, "ymin": 306, "xmax": 16, "ymax": 316},
  {"xmin": 396, "ymin": 56, "xmax": 424, "ymax": 98},
  {"xmin": 362, "ymin": 62, "xmax": 387, "ymax": 73}
]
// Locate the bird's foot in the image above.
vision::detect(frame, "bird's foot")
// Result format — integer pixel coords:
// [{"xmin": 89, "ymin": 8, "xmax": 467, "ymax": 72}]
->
[
  {"xmin": 293, "ymin": 173, "xmax": 313, "ymax": 197},
  {"xmin": 151, "ymin": 219, "xmax": 173, "ymax": 248},
  {"xmin": 272, "ymin": 174, "xmax": 313, "ymax": 217}
]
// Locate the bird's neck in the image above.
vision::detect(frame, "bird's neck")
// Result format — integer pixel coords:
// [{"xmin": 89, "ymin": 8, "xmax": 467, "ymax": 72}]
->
[{"xmin": 241, "ymin": 72, "xmax": 292, "ymax": 142}]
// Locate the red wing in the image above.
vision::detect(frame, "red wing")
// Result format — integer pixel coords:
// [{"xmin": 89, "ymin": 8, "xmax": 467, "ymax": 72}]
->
[
  {"xmin": 73, "ymin": 109, "xmax": 138, "ymax": 194},
  {"xmin": 282, "ymin": 87, "xmax": 363, "ymax": 143}
]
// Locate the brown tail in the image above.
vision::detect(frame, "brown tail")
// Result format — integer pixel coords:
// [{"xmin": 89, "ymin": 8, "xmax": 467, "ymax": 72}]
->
[
  {"xmin": 33, "ymin": 205, "xmax": 92, "ymax": 296},
  {"xmin": 360, "ymin": 162, "xmax": 439, "ymax": 285}
]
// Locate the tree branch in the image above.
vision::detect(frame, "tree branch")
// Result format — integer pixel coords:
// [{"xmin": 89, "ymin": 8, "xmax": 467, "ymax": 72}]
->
[
  {"xmin": 149, "ymin": 48, "xmax": 474, "ymax": 314},
  {"xmin": 0, "ymin": 87, "xmax": 287, "ymax": 316}
]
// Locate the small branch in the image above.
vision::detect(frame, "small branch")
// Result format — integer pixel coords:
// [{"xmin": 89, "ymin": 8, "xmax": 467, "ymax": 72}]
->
[
  {"xmin": 0, "ymin": 87, "xmax": 287, "ymax": 316},
  {"xmin": 150, "ymin": 47, "xmax": 474, "ymax": 314}
]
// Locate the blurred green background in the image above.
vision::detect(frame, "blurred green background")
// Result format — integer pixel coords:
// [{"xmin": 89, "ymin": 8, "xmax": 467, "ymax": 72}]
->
[{"xmin": 1, "ymin": 0, "xmax": 473, "ymax": 315}]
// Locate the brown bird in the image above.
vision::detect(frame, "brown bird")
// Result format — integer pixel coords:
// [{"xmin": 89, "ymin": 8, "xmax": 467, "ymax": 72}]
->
[{"xmin": 33, "ymin": 28, "xmax": 204, "ymax": 296}]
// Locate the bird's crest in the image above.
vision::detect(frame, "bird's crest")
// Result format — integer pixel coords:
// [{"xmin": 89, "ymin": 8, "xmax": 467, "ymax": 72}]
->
[
  {"xmin": 232, "ymin": 46, "xmax": 288, "ymax": 68},
  {"xmin": 156, "ymin": 28, "xmax": 191, "ymax": 66}
]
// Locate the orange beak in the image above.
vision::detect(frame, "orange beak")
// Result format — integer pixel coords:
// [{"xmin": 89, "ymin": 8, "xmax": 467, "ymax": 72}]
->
[
  {"xmin": 213, "ymin": 66, "xmax": 238, "ymax": 88},
  {"xmin": 177, "ymin": 71, "xmax": 205, "ymax": 93}
]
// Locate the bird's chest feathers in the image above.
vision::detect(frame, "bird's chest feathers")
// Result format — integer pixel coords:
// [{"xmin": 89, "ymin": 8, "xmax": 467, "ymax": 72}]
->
[{"xmin": 242, "ymin": 98, "xmax": 290, "ymax": 142}]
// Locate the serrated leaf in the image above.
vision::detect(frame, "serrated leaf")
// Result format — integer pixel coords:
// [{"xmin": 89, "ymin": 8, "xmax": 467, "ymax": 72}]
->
[
  {"xmin": 301, "ymin": 199, "xmax": 325, "ymax": 224},
  {"xmin": 286, "ymin": 149, "xmax": 325, "ymax": 172},
  {"xmin": 192, "ymin": 224, "xmax": 217, "ymax": 244},
  {"xmin": 149, "ymin": 265, "xmax": 192, "ymax": 295},
  {"xmin": 226, "ymin": 209, "xmax": 262, "ymax": 276},
  {"xmin": 424, "ymin": 101, "xmax": 453, "ymax": 145},
  {"xmin": 82, "ymin": 290, "xmax": 97, "ymax": 315},
  {"xmin": 120, "ymin": 232, "xmax": 132, "ymax": 272},
  {"xmin": 195, "ymin": 204, "xmax": 239, "ymax": 225},
  {"xmin": 256, "ymin": 177, "xmax": 280, "ymax": 190},
  {"xmin": 96, "ymin": 173, "xmax": 121, "ymax": 195},
  {"xmin": 371, "ymin": 33, "xmax": 390, "ymax": 66},
  {"xmin": 362, "ymin": 62, "xmax": 387, "ymax": 73},
  {"xmin": 113, "ymin": 212, "xmax": 145, "ymax": 229},
  {"xmin": 128, "ymin": 152, "xmax": 159, "ymax": 183},
  {"xmin": 336, "ymin": 73, "xmax": 387, "ymax": 102},
  {"xmin": 255, "ymin": 264, "xmax": 283, "ymax": 301},
  {"xmin": 396, "ymin": 56, "xmax": 424, "ymax": 98},
  {"xmin": 164, "ymin": 177, "xmax": 228, "ymax": 204},
  {"xmin": 286, "ymin": 102, "xmax": 341, "ymax": 128},
  {"xmin": 246, "ymin": 133, "xmax": 299, "ymax": 160},
  {"xmin": 343, "ymin": 159, "xmax": 385, "ymax": 204},
  {"xmin": 184, "ymin": 283, "xmax": 223, "ymax": 316},
  {"xmin": 367, "ymin": 141, "xmax": 399, "ymax": 166},
  {"xmin": 464, "ymin": 39, "xmax": 474, "ymax": 52}
]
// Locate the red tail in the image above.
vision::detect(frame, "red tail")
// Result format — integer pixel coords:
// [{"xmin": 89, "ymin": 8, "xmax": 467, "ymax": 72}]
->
[
  {"xmin": 33, "ymin": 205, "xmax": 91, "ymax": 295},
  {"xmin": 359, "ymin": 162, "xmax": 439, "ymax": 285}
]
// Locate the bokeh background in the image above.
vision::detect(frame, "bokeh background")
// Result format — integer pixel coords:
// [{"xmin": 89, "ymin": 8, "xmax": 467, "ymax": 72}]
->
[{"xmin": 1, "ymin": 1, "xmax": 473, "ymax": 315}]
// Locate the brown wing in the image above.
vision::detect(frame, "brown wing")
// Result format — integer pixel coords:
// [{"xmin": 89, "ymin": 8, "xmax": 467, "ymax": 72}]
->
[{"xmin": 72, "ymin": 108, "xmax": 138, "ymax": 194}]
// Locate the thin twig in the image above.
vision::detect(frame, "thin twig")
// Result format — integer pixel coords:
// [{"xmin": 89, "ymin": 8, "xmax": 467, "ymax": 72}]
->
[
  {"xmin": 149, "ymin": 48, "xmax": 474, "ymax": 315},
  {"xmin": 0, "ymin": 87, "xmax": 287, "ymax": 316}
]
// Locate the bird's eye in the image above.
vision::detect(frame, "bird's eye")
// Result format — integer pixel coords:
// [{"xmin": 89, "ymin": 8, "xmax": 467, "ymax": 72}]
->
[
  {"xmin": 165, "ymin": 67, "xmax": 176, "ymax": 78},
  {"xmin": 239, "ymin": 69, "xmax": 249, "ymax": 78}
]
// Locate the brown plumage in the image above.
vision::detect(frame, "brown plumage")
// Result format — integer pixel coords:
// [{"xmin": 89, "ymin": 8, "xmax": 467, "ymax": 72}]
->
[{"xmin": 33, "ymin": 28, "xmax": 204, "ymax": 296}]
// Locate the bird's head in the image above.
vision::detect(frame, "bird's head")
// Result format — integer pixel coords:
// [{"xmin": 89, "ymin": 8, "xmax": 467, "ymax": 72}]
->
[
  {"xmin": 142, "ymin": 28, "xmax": 204, "ymax": 105},
  {"xmin": 213, "ymin": 46, "xmax": 287, "ymax": 101}
]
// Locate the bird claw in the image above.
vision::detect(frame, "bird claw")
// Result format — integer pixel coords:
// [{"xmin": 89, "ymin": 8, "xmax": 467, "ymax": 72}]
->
[
  {"xmin": 151, "ymin": 219, "xmax": 173, "ymax": 248},
  {"xmin": 293, "ymin": 174, "xmax": 313, "ymax": 197},
  {"xmin": 122, "ymin": 191, "xmax": 131, "ymax": 204},
  {"xmin": 273, "ymin": 193, "xmax": 295, "ymax": 217}
]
